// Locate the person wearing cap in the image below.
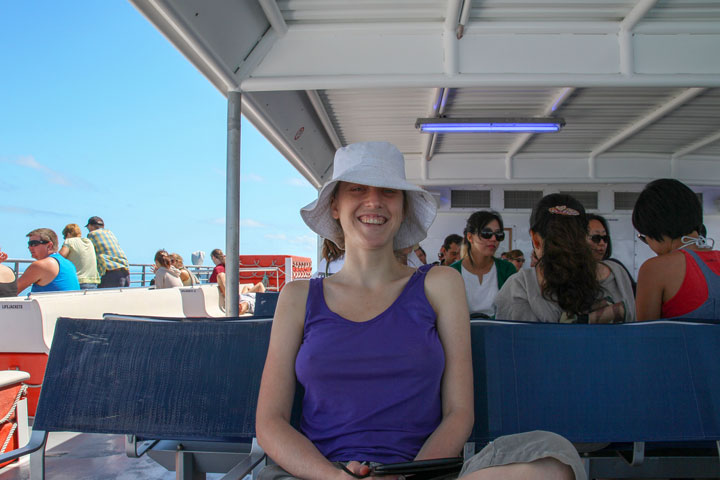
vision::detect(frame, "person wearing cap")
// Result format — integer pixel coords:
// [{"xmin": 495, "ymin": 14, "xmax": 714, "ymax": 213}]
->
[
  {"xmin": 255, "ymin": 142, "xmax": 584, "ymax": 480},
  {"xmin": 14, "ymin": 228, "xmax": 80, "ymax": 294},
  {"xmin": 85, "ymin": 216, "xmax": 130, "ymax": 288}
]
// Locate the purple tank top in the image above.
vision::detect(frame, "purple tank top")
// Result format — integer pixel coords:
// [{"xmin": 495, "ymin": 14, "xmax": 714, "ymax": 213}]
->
[{"xmin": 295, "ymin": 264, "xmax": 444, "ymax": 464}]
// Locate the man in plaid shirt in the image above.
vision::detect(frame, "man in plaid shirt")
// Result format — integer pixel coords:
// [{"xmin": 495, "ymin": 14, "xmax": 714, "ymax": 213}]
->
[{"xmin": 86, "ymin": 216, "xmax": 130, "ymax": 288}]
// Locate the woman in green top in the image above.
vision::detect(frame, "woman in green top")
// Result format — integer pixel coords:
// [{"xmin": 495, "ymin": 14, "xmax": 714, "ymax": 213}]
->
[
  {"xmin": 451, "ymin": 211, "xmax": 516, "ymax": 318},
  {"xmin": 59, "ymin": 223, "xmax": 100, "ymax": 289}
]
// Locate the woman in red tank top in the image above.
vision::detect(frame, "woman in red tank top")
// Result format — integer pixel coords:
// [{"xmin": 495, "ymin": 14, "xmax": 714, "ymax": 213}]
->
[{"xmin": 633, "ymin": 179, "xmax": 718, "ymax": 320}]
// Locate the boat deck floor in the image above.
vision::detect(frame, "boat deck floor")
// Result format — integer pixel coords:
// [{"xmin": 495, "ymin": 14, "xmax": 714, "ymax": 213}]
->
[{"xmin": 0, "ymin": 432, "xmax": 224, "ymax": 479}]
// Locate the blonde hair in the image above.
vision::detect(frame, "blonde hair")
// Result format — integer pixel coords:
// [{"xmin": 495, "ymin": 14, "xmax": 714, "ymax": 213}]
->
[{"xmin": 62, "ymin": 223, "xmax": 82, "ymax": 239}]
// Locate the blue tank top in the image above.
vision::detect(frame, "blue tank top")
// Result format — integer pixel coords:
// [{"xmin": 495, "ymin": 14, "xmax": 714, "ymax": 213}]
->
[
  {"xmin": 295, "ymin": 264, "xmax": 444, "ymax": 464},
  {"xmin": 673, "ymin": 249, "xmax": 720, "ymax": 320},
  {"xmin": 31, "ymin": 253, "xmax": 80, "ymax": 293}
]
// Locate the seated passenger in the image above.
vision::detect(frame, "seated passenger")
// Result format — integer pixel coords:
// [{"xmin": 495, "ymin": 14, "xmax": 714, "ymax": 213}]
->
[
  {"xmin": 217, "ymin": 275, "xmax": 266, "ymax": 314},
  {"xmin": 437, "ymin": 233, "xmax": 462, "ymax": 266},
  {"xmin": 450, "ymin": 211, "xmax": 516, "ymax": 318},
  {"xmin": 505, "ymin": 249, "xmax": 526, "ymax": 272},
  {"xmin": 59, "ymin": 223, "xmax": 100, "ymax": 290},
  {"xmin": 495, "ymin": 194, "xmax": 635, "ymax": 323},
  {"xmin": 633, "ymin": 179, "xmax": 718, "ymax": 320},
  {"xmin": 256, "ymin": 141, "xmax": 584, "ymax": 480},
  {"xmin": 153, "ymin": 249, "xmax": 183, "ymax": 289},
  {"xmin": 171, "ymin": 253, "xmax": 199, "ymax": 286},
  {"xmin": 0, "ymin": 249, "xmax": 18, "ymax": 297},
  {"xmin": 209, "ymin": 248, "xmax": 225, "ymax": 285},
  {"xmin": 16, "ymin": 228, "xmax": 80, "ymax": 293},
  {"xmin": 586, "ymin": 214, "xmax": 636, "ymax": 294}
]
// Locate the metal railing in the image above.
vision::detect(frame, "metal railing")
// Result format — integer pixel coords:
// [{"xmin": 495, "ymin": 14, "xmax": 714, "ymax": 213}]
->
[
  {"xmin": 6, "ymin": 259, "xmax": 214, "ymax": 288},
  {"xmin": 5, "ymin": 259, "xmax": 301, "ymax": 290}
]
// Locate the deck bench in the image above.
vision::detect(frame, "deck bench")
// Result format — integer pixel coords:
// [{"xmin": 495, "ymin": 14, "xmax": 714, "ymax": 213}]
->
[{"xmin": 1, "ymin": 317, "xmax": 720, "ymax": 479}]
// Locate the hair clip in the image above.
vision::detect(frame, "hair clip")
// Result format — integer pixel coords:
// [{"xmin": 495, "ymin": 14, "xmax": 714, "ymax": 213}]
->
[{"xmin": 548, "ymin": 205, "xmax": 580, "ymax": 216}]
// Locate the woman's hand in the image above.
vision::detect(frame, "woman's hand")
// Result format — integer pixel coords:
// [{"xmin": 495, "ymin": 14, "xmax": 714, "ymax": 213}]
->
[
  {"xmin": 340, "ymin": 461, "xmax": 403, "ymax": 480},
  {"xmin": 0, "ymin": 250, "xmax": 7, "ymax": 263}
]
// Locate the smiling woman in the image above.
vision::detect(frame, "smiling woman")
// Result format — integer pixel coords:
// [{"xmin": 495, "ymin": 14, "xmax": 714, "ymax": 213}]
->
[{"xmin": 255, "ymin": 142, "xmax": 584, "ymax": 480}]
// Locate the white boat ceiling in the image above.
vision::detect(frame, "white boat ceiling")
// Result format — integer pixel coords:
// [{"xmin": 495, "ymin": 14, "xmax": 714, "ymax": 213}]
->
[{"xmin": 129, "ymin": 0, "xmax": 720, "ymax": 187}]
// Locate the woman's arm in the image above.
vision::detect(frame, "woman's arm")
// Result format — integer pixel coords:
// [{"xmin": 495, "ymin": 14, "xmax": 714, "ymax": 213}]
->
[
  {"xmin": 636, "ymin": 257, "xmax": 665, "ymax": 321},
  {"xmin": 59, "ymin": 245, "xmax": 70, "ymax": 258},
  {"xmin": 256, "ymin": 280, "xmax": 354, "ymax": 480},
  {"xmin": 417, "ymin": 266, "xmax": 474, "ymax": 460}
]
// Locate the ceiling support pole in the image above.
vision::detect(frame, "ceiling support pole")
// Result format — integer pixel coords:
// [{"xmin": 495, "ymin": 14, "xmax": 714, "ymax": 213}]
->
[
  {"xmin": 306, "ymin": 90, "xmax": 342, "ymax": 150},
  {"xmin": 588, "ymin": 87, "xmax": 706, "ymax": 177},
  {"xmin": 225, "ymin": 91, "xmax": 242, "ymax": 317},
  {"xmin": 619, "ymin": 0, "xmax": 659, "ymax": 75},
  {"xmin": 671, "ymin": 129, "xmax": 720, "ymax": 177}
]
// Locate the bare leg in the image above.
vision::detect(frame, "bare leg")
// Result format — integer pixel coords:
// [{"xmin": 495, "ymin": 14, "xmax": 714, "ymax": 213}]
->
[
  {"xmin": 462, "ymin": 458, "xmax": 574, "ymax": 480},
  {"xmin": 239, "ymin": 301, "xmax": 250, "ymax": 315},
  {"xmin": 247, "ymin": 282, "xmax": 266, "ymax": 293}
]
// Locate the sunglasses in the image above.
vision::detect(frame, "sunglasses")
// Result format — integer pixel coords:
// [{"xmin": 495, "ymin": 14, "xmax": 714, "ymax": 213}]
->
[
  {"xmin": 637, "ymin": 234, "xmax": 648, "ymax": 244},
  {"xmin": 512, "ymin": 258, "xmax": 526, "ymax": 263},
  {"xmin": 478, "ymin": 229, "xmax": 505, "ymax": 241},
  {"xmin": 28, "ymin": 240, "xmax": 50, "ymax": 247},
  {"xmin": 589, "ymin": 234, "xmax": 610, "ymax": 244}
]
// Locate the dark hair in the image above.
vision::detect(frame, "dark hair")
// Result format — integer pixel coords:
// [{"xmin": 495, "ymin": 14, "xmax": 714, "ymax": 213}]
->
[
  {"xmin": 210, "ymin": 249, "xmax": 225, "ymax": 262},
  {"xmin": 506, "ymin": 249, "xmax": 524, "ymax": 261},
  {"xmin": 321, "ymin": 238, "xmax": 344, "ymax": 263},
  {"xmin": 531, "ymin": 194, "xmax": 602, "ymax": 316},
  {"xmin": 586, "ymin": 213, "xmax": 612, "ymax": 259},
  {"xmin": 463, "ymin": 211, "xmax": 504, "ymax": 266},
  {"xmin": 443, "ymin": 234, "xmax": 462, "ymax": 250},
  {"xmin": 632, "ymin": 179, "xmax": 702, "ymax": 241},
  {"xmin": 155, "ymin": 249, "xmax": 172, "ymax": 268}
]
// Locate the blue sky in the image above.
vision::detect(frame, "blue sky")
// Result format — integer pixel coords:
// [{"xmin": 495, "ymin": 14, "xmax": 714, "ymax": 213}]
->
[{"xmin": 1, "ymin": 1, "xmax": 319, "ymax": 267}]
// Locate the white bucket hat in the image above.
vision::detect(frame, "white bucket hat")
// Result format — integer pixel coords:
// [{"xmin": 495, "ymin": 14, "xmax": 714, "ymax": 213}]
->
[{"xmin": 300, "ymin": 142, "xmax": 437, "ymax": 250}]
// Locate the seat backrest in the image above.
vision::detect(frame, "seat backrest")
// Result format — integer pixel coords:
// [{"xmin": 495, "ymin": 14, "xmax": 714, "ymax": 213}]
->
[
  {"xmin": 470, "ymin": 320, "xmax": 720, "ymax": 444},
  {"xmin": 33, "ymin": 317, "xmax": 273, "ymax": 442},
  {"xmin": 254, "ymin": 292, "xmax": 280, "ymax": 318}
]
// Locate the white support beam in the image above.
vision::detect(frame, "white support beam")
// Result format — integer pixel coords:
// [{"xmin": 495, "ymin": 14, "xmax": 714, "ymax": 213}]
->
[
  {"xmin": 444, "ymin": 0, "xmax": 462, "ymax": 75},
  {"xmin": 241, "ymin": 74, "xmax": 720, "ymax": 92},
  {"xmin": 146, "ymin": 0, "xmax": 237, "ymax": 91},
  {"xmin": 306, "ymin": 90, "xmax": 343, "ymax": 151},
  {"xmin": 671, "ymin": 129, "xmax": 720, "ymax": 177},
  {"xmin": 619, "ymin": 0, "xmax": 659, "ymax": 75},
  {"xmin": 506, "ymin": 87, "xmax": 575, "ymax": 161},
  {"xmin": 456, "ymin": 0, "xmax": 472, "ymax": 39},
  {"xmin": 588, "ymin": 87, "xmax": 707, "ymax": 177},
  {"xmin": 421, "ymin": 88, "xmax": 445, "ymax": 175},
  {"xmin": 259, "ymin": 0, "xmax": 288, "ymax": 37}
]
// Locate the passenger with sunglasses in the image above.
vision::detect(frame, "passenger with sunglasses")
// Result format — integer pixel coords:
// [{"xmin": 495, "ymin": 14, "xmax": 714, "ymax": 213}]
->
[
  {"xmin": 586, "ymin": 214, "xmax": 636, "ymax": 294},
  {"xmin": 450, "ymin": 211, "xmax": 517, "ymax": 318},
  {"xmin": 505, "ymin": 249, "xmax": 526, "ymax": 272},
  {"xmin": 13, "ymin": 228, "xmax": 80, "ymax": 294},
  {"xmin": 633, "ymin": 179, "xmax": 718, "ymax": 321},
  {"xmin": 496, "ymin": 194, "xmax": 635, "ymax": 323}
]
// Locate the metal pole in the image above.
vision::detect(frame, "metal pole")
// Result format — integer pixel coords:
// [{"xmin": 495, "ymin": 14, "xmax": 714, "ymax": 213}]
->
[{"xmin": 226, "ymin": 91, "xmax": 241, "ymax": 316}]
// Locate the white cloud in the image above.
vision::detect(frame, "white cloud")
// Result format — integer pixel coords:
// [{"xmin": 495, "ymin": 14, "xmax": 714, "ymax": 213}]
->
[
  {"xmin": 290, "ymin": 235, "xmax": 316, "ymax": 247},
  {"xmin": 207, "ymin": 217, "xmax": 225, "ymax": 225},
  {"xmin": 242, "ymin": 173, "xmax": 264, "ymax": 183},
  {"xmin": 264, "ymin": 233, "xmax": 287, "ymax": 240},
  {"xmin": 286, "ymin": 177, "xmax": 310, "ymax": 187},
  {"xmin": 240, "ymin": 219, "xmax": 264, "ymax": 228},
  {"xmin": 6, "ymin": 155, "xmax": 95, "ymax": 189},
  {"xmin": 0, "ymin": 205, "xmax": 68, "ymax": 217}
]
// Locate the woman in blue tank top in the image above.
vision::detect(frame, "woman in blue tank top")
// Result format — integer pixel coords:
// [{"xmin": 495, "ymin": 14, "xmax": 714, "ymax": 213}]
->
[{"xmin": 256, "ymin": 142, "xmax": 584, "ymax": 480}]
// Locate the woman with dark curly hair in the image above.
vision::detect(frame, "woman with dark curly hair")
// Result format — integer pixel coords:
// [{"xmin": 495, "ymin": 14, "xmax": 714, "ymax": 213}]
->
[{"xmin": 495, "ymin": 194, "xmax": 635, "ymax": 323}]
